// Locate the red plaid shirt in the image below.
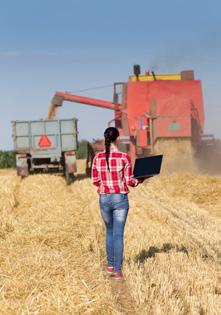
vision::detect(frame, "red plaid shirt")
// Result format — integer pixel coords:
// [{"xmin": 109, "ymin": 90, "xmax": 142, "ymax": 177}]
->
[{"xmin": 91, "ymin": 147, "xmax": 139, "ymax": 194}]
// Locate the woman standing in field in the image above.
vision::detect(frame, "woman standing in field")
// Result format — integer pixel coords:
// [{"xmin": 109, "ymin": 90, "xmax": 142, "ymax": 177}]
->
[{"xmin": 91, "ymin": 127, "xmax": 143, "ymax": 280}]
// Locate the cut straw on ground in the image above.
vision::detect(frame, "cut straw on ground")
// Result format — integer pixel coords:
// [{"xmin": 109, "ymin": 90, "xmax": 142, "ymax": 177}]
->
[{"xmin": 0, "ymin": 169, "xmax": 220, "ymax": 314}]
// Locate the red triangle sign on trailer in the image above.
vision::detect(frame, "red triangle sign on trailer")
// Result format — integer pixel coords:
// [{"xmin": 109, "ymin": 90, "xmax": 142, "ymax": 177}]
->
[{"xmin": 38, "ymin": 135, "xmax": 52, "ymax": 148}]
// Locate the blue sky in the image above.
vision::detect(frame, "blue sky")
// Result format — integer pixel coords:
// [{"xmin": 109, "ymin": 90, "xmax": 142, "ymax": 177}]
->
[{"xmin": 0, "ymin": 0, "xmax": 220, "ymax": 149}]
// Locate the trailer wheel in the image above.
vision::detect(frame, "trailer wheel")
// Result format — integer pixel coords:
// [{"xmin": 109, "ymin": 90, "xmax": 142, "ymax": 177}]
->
[
  {"xmin": 86, "ymin": 166, "xmax": 92, "ymax": 176},
  {"xmin": 65, "ymin": 170, "xmax": 75, "ymax": 185},
  {"xmin": 17, "ymin": 167, "xmax": 29, "ymax": 178},
  {"xmin": 16, "ymin": 155, "xmax": 30, "ymax": 178}
]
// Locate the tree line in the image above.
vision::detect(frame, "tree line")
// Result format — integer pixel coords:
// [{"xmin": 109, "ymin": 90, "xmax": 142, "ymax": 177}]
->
[{"xmin": 0, "ymin": 151, "xmax": 16, "ymax": 168}]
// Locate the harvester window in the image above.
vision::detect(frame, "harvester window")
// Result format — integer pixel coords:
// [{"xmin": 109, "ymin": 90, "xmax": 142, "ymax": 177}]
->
[{"xmin": 114, "ymin": 83, "xmax": 123, "ymax": 104}]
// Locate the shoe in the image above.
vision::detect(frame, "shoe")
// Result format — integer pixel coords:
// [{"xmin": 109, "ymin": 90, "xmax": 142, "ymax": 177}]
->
[
  {"xmin": 111, "ymin": 272, "xmax": 123, "ymax": 280},
  {"xmin": 106, "ymin": 266, "xmax": 114, "ymax": 274}
]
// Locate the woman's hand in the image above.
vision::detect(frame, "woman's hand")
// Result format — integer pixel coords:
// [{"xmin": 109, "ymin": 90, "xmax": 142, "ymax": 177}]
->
[
  {"xmin": 138, "ymin": 176, "xmax": 152, "ymax": 183},
  {"xmin": 138, "ymin": 178, "xmax": 145, "ymax": 183}
]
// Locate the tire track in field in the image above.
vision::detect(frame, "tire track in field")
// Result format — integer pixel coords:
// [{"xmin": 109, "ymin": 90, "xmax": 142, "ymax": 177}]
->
[
  {"xmin": 136, "ymin": 183, "xmax": 221, "ymax": 261},
  {"xmin": 125, "ymin": 181, "xmax": 220, "ymax": 314}
]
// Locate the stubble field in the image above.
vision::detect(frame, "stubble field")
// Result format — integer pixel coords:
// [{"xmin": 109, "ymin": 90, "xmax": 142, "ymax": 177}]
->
[{"xmin": 0, "ymin": 168, "xmax": 220, "ymax": 314}]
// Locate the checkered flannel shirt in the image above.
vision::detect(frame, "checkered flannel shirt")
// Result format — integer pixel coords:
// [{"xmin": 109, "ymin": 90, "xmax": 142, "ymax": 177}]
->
[{"xmin": 91, "ymin": 148, "xmax": 139, "ymax": 194}]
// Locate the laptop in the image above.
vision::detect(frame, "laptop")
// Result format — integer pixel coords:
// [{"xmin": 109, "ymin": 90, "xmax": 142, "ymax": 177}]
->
[{"xmin": 133, "ymin": 154, "xmax": 163, "ymax": 179}]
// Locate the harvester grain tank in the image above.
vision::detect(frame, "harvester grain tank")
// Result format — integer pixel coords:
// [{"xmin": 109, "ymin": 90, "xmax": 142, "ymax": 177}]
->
[{"xmin": 49, "ymin": 66, "xmax": 205, "ymax": 170}]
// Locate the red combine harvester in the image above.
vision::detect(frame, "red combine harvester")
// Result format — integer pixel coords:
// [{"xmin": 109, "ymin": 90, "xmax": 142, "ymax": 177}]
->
[{"xmin": 48, "ymin": 66, "xmax": 217, "ymax": 172}]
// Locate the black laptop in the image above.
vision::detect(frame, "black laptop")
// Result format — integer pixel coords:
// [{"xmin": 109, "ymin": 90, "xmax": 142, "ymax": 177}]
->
[{"xmin": 133, "ymin": 155, "xmax": 163, "ymax": 179}]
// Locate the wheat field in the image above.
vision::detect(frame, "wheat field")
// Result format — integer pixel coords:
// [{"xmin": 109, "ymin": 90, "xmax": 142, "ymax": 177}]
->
[{"xmin": 0, "ymin": 168, "xmax": 220, "ymax": 314}]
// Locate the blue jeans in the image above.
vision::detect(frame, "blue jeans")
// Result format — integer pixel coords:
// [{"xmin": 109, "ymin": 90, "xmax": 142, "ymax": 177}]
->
[{"xmin": 99, "ymin": 194, "xmax": 129, "ymax": 273}]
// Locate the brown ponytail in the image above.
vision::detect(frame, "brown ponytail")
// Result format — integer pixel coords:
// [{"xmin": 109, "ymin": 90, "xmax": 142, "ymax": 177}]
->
[{"xmin": 105, "ymin": 137, "xmax": 111, "ymax": 171}]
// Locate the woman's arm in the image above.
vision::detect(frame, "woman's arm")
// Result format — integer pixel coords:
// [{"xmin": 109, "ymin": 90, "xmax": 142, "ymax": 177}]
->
[
  {"xmin": 124, "ymin": 154, "xmax": 140, "ymax": 187},
  {"xmin": 91, "ymin": 155, "xmax": 101, "ymax": 187}
]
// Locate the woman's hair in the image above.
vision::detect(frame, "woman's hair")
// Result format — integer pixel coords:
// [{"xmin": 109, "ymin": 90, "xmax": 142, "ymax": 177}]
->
[{"xmin": 104, "ymin": 127, "xmax": 119, "ymax": 171}]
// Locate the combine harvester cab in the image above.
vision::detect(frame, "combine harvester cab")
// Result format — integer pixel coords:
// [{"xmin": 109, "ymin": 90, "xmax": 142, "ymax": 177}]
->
[{"xmin": 12, "ymin": 119, "xmax": 78, "ymax": 184}]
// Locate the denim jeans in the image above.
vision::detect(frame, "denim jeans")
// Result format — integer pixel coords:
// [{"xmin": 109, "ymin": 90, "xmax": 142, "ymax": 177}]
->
[{"xmin": 99, "ymin": 193, "xmax": 129, "ymax": 273}]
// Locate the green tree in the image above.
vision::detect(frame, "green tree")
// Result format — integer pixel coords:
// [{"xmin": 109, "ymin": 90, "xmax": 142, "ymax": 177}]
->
[
  {"xmin": 0, "ymin": 151, "xmax": 16, "ymax": 168},
  {"xmin": 76, "ymin": 140, "xmax": 89, "ymax": 159}
]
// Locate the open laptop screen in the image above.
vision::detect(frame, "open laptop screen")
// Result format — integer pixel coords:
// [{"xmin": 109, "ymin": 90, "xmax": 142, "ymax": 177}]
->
[{"xmin": 133, "ymin": 155, "xmax": 163, "ymax": 178}]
